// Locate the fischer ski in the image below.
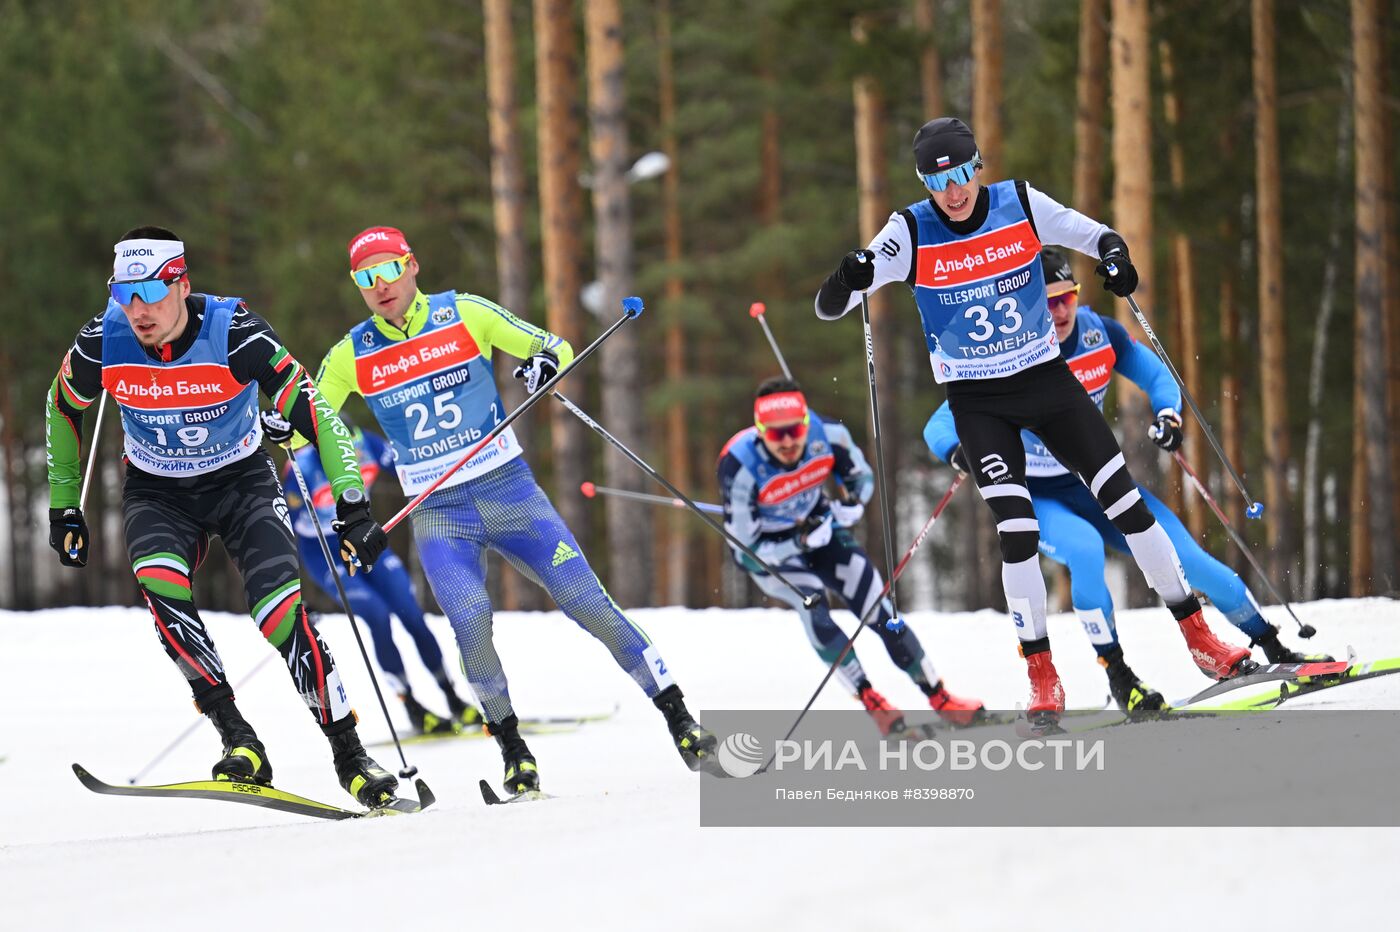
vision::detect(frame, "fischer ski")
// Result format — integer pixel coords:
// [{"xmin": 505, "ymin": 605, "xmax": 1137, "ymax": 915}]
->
[
  {"xmin": 73, "ymin": 763, "xmax": 435, "ymax": 821},
  {"xmin": 478, "ymin": 778, "xmax": 552, "ymax": 806}
]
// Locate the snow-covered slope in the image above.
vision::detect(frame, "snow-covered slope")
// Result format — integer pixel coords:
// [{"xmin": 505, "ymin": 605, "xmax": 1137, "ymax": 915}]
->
[{"xmin": 2, "ymin": 598, "xmax": 1397, "ymax": 930}]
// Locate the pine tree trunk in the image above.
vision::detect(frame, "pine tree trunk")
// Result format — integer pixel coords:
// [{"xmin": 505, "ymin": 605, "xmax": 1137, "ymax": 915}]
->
[
  {"xmin": 1252, "ymin": 0, "xmax": 1293, "ymax": 590},
  {"xmin": 914, "ymin": 0, "xmax": 943, "ymax": 115},
  {"xmin": 1072, "ymin": 0, "xmax": 1108, "ymax": 288},
  {"xmin": 852, "ymin": 15, "xmax": 899, "ymax": 588},
  {"xmin": 585, "ymin": 0, "xmax": 652, "ymax": 606},
  {"xmin": 484, "ymin": 0, "xmax": 540, "ymax": 610},
  {"xmin": 1158, "ymin": 39, "xmax": 1204, "ymax": 538},
  {"xmin": 1110, "ymin": 0, "xmax": 1156, "ymax": 605},
  {"xmin": 1351, "ymin": 0, "xmax": 1396, "ymax": 591},
  {"xmin": 1301, "ymin": 101, "xmax": 1351, "ymax": 598},
  {"xmin": 970, "ymin": 0, "xmax": 1003, "ymax": 175},
  {"xmin": 657, "ymin": 0, "xmax": 693, "ymax": 607},
  {"xmin": 534, "ymin": 0, "xmax": 590, "ymax": 547}
]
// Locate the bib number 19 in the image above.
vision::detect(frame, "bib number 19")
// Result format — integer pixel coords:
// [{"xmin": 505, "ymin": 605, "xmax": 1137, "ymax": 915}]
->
[
  {"xmin": 152, "ymin": 425, "xmax": 209, "ymax": 446},
  {"xmin": 963, "ymin": 297, "xmax": 1023, "ymax": 342}
]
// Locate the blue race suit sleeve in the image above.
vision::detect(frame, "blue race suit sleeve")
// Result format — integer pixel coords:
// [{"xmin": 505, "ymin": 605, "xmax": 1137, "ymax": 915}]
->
[
  {"xmin": 923, "ymin": 401, "xmax": 961, "ymax": 463},
  {"xmin": 362, "ymin": 430, "xmax": 397, "ymax": 479},
  {"xmin": 1103, "ymin": 316, "xmax": 1181, "ymax": 414}
]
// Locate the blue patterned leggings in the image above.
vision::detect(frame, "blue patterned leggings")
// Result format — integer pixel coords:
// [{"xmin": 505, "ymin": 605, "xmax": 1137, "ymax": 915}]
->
[{"xmin": 411, "ymin": 458, "xmax": 670, "ymax": 723}]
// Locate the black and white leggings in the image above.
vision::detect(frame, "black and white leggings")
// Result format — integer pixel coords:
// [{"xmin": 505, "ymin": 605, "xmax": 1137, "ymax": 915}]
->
[{"xmin": 947, "ymin": 359, "xmax": 1190, "ymax": 647}]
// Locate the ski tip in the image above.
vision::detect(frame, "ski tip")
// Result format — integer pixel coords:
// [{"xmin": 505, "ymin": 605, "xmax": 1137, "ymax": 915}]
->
[
  {"xmin": 621, "ymin": 296, "xmax": 645, "ymax": 318},
  {"xmin": 415, "ymin": 778, "xmax": 436, "ymax": 811},
  {"xmin": 478, "ymin": 778, "xmax": 503, "ymax": 806}
]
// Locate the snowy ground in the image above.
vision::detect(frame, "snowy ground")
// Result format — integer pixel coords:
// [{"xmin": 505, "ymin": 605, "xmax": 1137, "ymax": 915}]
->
[{"xmin": 2, "ymin": 597, "xmax": 1398, "ymax": 930}]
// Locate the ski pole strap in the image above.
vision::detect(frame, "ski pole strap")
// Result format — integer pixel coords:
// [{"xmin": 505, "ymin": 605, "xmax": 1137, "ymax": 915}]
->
[{"xmin": 384, "ymin": 303, "xmax": 641, "ymax": 532}]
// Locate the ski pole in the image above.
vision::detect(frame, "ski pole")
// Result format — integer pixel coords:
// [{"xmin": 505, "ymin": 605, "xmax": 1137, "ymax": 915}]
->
[
  {"xmin": 284, "ymin": 449, "xmax": 418, "ymax": 779},
  {"xmin": 761, "ymin": 475, "xmax": 964, "ymax": 773},
  {"xmin": 383, "ymin": 297, "xmax": 645, "ymax": 532},
  {"xmin": 580, "ymin": 480, "xmax": 723, "ymax": 515},
  {"xmin": 127, "ymin": 651, "xmax": 278, "ymax": 785},
  {"xmin": 1173, "ymin": 451, "xmax": 1316, "ymax": 638},
  {"xmin": 1106, "ymin": 272, "xmax": 1264, "ymax": 521},
  {"xmin": 856, "ymin": 280, "xmax": 905, "ymax": 633},
  {"xmin": 553, "ymin": 391, "xmax": 820, "ymax": 608},
  {"xmin": 748, "ymin": 302, "xmax": 793, "ymax": 381},
  {"xmin": 79, "ymin": 392, "xmax": 108, "ymax": 511}
]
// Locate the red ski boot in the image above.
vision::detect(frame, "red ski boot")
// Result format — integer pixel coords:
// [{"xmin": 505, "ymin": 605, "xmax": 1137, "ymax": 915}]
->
[
  {"xmin": 928, "ymin": 682, "xmax": 986, "ymax": 727},
  {"xmin": 1176, "ymin": 605, "xmax": 1253, "ymax": 680},
  {"xmin": 857, "ymin": 684, "xmax": 906, "ymax": 736},
  {"xmin": 1023, "ymin": 648, "xmax": 1065, "ymax": 731}
]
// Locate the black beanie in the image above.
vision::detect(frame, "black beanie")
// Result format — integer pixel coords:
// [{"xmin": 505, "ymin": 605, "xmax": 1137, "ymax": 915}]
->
[{"xmin": 913, "ymin": 117, "xmax": 980, "ymax": 173}]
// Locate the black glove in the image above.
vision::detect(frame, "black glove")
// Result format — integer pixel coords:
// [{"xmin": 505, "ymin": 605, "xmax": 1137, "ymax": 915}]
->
[
  {"xmin": 513, "ymin": 350, "xmax": 559, "ymax": 395},
  {"xmin": 1149, "ymin": 410, "xmax": 1184, "ymax": 452},
  {"xmin": 948, "ymin": 444, "xmax": 971, "ymax": 474},
  {"xmin": 49, "ymin": 507, "xmax": 89, "ymax": 568},
  {"xmin": 1095, "ymin": 249, "xmax": 1138, "ymax": 297},
  {"xmin": 332, "ymin": 491, "xmax": 387, "ymax": 576},
  {"xmin": 835, "ymin": 249, "xmax": 876, "ymax": 292},
  {"xmin": 260, "ymin": 408, "xmax": 294, "ymax": 446}
]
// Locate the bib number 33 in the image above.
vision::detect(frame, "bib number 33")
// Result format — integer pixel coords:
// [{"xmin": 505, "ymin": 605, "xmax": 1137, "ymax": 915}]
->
[{"xmin": 963, "ymin": 297, "xmax": 1023, "ymax": 342}]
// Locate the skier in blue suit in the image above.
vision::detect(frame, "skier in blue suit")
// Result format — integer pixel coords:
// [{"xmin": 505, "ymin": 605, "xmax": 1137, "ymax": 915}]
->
[{"xmin": 923, "ymin": 248, "xmax": 1324, "ymax": 710}]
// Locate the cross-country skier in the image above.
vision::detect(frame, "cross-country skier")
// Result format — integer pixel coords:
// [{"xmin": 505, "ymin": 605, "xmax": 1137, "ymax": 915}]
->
[
  {"xmin": 814, "ymin": 117, "xmax": 1254, "ymax": 728},
  {"xmin": 269, "ymin": 414, "xmax": 483, "ymax": 734},
  {"xmin": 719, "ymin": 377, "xmax": 985, "ymax": 733},
  {"xmin": 923, "ymin": 248, "xmax": 1327, "ymax": 711},
  {"xmin": 291, "ymin": 225, "xmax": 716, "ymax": 795},
  {"xmin": 46, "ymin": 227, "xmax": 400, "ymax": 807}
]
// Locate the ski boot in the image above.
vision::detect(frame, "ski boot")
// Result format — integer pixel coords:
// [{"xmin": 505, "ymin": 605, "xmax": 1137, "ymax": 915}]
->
[
  {"xmin": 445, "ymin": 690, "xmax": 484, "ymax": 729},
  {"xmin": 489, "ymin": 714, "xmax": 539, "ymax": 795},
  {"xmin": 203, "ymin": 695, "xmax": 273, "ymax": 785},
  {"xmin": 927, "ymin": 682, "xmax": 986, "ymax": 727},
  {"xmin": 402, "ymin": 693, "xmax": 457, "ymax": 736},
  {"xmin": 1022, "ymin": 643, "xmax": 1065, "ymax": 733},
  {"xmin": 653, "ymin": 685, "xmax": 719, "ymax": 773},
  {"xmin": 326, "ymin": 720, "xmax": 398, "ymax": 807},
  {"xmin": 1251, "ymin": 623, "xmax": 1334, "ymax": 665},
  {"xmin": 1173, "ymin": 599, "xmax": 1255, "ymax": 680},
  {"xmin": 857, "ymin": 682, "xmax": 906, "ymax": 736},
  {"xmin": 1098, "ymin": 645, "xmax": 1167, "ymax": 713}
]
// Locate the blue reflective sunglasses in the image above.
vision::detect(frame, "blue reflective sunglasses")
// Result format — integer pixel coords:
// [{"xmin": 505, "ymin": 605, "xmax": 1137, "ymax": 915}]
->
[
  {"xmin": 108, "ymin": 277, "xmax": 174, "ymax": 305},
  {"xmin": 917, "ymin": 157, "xmax": 982, "ymax": 192}
]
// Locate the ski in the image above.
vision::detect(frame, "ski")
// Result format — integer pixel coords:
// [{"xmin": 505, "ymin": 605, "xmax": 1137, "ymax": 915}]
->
[
  {"xmin": 1171, "ymin": 658, "xmax": 1352, "ymax": 708},
  {"xmin": 375, "ymin": 706, "xmax": 619, "ymax": 749},
  {"xmin": 73, "ymin": 763, "xmax": 435, "ymax": 821},
  {"xmin": 1200, "ymin": 655, "xmax": 1400, "ymax": 711},
  {"xmin": 478, "ymin": 778, "xmax": 553, "ymax": 806}
]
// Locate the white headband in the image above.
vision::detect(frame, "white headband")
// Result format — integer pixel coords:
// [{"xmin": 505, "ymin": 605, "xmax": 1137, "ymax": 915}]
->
[{"xmin": 112, "ymin": 238, "xmax": 187, "ymax": 283}]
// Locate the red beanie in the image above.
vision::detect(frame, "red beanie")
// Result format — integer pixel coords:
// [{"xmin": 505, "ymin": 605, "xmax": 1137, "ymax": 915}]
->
[{"xmin": 348, "ymin": 226, "xmax": 412, "ymax": 269}]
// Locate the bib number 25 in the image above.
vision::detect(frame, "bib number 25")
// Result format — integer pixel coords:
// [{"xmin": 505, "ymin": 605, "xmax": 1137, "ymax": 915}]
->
[
  {"xmin": 405, "ymin": 393, "xmax": 463, "ymax": 440},
  {"xmin": 963, "ymin": 297, "xmax": 1023, "ymax": 342}
]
